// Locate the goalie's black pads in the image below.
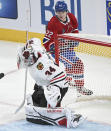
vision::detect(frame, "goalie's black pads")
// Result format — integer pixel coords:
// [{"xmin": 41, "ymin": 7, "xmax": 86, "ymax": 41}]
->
[
  {"xmin": 32, "ymin": 86, "xmax": 47, "ymax": 107},
  {"xmin": 33, "ymin": 83, "xmax": 42, "ymax": 90}
]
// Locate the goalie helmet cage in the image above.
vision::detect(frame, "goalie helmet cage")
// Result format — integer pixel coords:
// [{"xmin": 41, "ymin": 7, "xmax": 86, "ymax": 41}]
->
[{"xmin": 54, "ymin": 33, "xmax": 111, "ymax": 102}]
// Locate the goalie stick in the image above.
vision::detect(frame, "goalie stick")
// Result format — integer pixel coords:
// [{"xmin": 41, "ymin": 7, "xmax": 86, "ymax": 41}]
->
[
  {"xmin": 14, "ymin": 67, "xmax": 28, "ymax": 114},
  {"xmin": 0, "ymin": 69, "xmax": 18, "ymax": 79},
  {"xmin": 15, "ymin": 0, "xmax": 31, "ymax": 114}
]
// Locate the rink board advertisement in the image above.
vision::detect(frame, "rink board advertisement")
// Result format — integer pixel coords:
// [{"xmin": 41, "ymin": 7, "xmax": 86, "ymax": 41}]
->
[
  {"xmin": 0, "ymin": 0, "xmax": 108, "ymax": 42},
  {"xmin": 0, "ymin": 0, "xmax": 18, "ymax": 19},
  {"xmin": 106, "ymin": 0, "xmax": 111, "ymax": 35},
  {"xmin": 40, "ymin": 0, "xmax": 82, "ymax": 30}
]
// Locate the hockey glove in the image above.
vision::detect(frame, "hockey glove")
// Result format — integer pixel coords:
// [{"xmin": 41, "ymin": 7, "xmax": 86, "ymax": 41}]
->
[{"xmin": 44, "ymin": 85, "xmax": 61, "ymax": 108}]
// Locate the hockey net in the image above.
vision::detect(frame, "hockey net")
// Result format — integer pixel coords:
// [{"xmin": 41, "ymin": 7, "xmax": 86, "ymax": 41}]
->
[{"xmin": 54, "ymin": 33, "xmax": 111, "ymax": 103}]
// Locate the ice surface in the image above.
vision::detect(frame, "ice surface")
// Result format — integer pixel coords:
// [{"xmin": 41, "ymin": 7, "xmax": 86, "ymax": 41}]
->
[{"xmin": 0, "ymin": 120, "xmax": 111, "ymax": 131}]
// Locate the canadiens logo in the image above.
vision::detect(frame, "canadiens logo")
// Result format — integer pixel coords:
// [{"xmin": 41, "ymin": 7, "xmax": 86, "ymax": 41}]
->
[{"xmin": 37, "ymin": 62, "xmax": 44, "ymax": 70}]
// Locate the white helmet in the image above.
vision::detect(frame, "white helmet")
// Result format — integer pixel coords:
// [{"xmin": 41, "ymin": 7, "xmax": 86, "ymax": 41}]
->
[
  {"xmin": 27, "ymin": 38, "xmax": 46, "ymax": 57},
  {"xmin": 29, "ymin": 38, "xmax": 45, "ymax": 51},
  {"xmin": 30, "ymin": 38, "xmax": 41, "ymax": 46}
]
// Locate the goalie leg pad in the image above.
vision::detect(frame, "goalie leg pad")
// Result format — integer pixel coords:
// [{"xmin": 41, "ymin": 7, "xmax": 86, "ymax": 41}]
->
[
  {"xmin": 25, "ymin": 104, "xmax": 85, "ymax": 128},
  {"xmin": 25, "ymin": 105, "xmax": 67, "ymax": 126}
]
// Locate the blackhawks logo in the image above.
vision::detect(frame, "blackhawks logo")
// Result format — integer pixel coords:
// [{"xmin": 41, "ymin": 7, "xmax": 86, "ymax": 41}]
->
[{"xmin": 37, "ymin": 62, "xmax": 44, "ymax": 70}]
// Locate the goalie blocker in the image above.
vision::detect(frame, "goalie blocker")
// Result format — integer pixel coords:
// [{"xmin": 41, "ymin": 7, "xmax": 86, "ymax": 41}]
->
[{"xmin": 17, "ymin": 37, "xmax": 85, "ymax": 128}]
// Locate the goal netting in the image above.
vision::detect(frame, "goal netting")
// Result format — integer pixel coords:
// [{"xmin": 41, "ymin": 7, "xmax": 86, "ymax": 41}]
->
[{"xmin": 54, "ymin": 33, "xmax": 111, "ymax": 103}]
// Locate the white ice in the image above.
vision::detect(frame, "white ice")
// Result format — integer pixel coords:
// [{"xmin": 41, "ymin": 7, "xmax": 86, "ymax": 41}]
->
[{"xmin": 0, "ymin": 40, "xmax": 111, "ymax": 126}]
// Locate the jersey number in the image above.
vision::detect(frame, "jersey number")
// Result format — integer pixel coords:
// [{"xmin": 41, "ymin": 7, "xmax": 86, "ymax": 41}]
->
[
  {"xmin": 45, "ymin": 66, "xmax": 56, "ymax": 75},
  {"xmin": 46, "ymin": 30, "xmax": 53, "ymax": 38}
]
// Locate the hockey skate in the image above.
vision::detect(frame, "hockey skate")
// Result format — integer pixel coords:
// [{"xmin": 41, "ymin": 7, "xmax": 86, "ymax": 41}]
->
[
  {"xmin": 66, "ymin": 109, "xmax": 85, "ymax": 128},
  {"xmin": 76, "ymin": 87, "xmax": 93, "ymax": 96}
]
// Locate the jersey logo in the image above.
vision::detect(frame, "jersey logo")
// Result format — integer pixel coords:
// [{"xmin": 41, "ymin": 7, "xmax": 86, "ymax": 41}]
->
[{"xmin": 37, "ymin": 62, "xmax": 44, "ymax": 70}]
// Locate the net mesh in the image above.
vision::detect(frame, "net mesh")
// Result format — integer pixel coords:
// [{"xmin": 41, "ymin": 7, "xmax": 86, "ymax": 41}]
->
[{"xmin": 55, "ymin": 33, "xmax": 111, "ymax": 102}]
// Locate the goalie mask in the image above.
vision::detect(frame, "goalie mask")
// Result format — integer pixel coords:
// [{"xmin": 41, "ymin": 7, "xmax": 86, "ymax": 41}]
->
[
  {"xmin": 24, "ymin": 38, "xmax": 46, "ymax": 66},
  {"xmin": 17, "ymin": 38, "xmax": 47, "ymax": 68},
  {"xmin": 22, "ymin": 46, "xmax": 37, "ymax": 66}
]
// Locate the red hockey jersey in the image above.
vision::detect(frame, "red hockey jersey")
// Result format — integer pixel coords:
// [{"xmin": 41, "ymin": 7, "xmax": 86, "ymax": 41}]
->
[{"xmin": 43, "ymin": 13, "xmax": 79, "ymax": 51}]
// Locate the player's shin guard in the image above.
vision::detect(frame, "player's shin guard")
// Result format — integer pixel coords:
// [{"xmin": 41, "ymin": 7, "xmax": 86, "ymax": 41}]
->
[
  {"xmin": 67, "ymin": 74, "xmax": 93, "ymax": 95},
  {"xmin": 74, "ymin": 78, "xmax": 93, "ymax": 95},
  {"xmin": 66, "ymin": 59, "xmax": 93, "ymax": 95}
]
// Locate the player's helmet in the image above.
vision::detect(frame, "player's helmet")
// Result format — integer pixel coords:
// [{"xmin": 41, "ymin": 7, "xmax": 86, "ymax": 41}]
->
[{"xmin": 55, "ymin": 1, "xmax": 68, "ymax": 12}]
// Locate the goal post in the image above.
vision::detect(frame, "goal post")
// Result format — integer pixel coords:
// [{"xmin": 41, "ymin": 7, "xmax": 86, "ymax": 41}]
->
[{"xmin": 54, "ymin": 33, "xmax": 111, "ymax": 102}]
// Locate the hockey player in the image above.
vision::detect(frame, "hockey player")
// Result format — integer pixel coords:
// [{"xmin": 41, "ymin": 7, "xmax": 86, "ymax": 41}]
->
[
  {"xmin": 17, "ymin": 38, "xmax": 85, "ymax": 128},
  {"xmin": 43, "ymin": 1, "xmax": 93, "ymax": 96}
]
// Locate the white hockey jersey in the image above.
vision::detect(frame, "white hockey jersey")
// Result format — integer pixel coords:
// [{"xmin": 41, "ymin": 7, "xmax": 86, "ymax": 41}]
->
[
  {"xmin": 28, "ymin": 52, "xmax": 68, "ymax": 88},
  {"xmin": 17, "ymin": 38, "xmax": 68, "ymax": 89}
]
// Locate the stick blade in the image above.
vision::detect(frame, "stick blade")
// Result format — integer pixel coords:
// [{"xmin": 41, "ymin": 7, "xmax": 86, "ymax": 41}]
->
[
  {"xmin": 0, "ymin": 73, "xmax": 4, "ymax": 79},
  {"xmin": 14, "ymin": 100, "xmax": 25, "ymax": 114}
]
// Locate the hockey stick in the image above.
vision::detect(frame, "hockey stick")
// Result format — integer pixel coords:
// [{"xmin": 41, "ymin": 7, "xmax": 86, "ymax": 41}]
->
[
  {"xmin": 0, "ymin": 69, "xmax": 18, "ymax": 79},
  {"xmin": 14, "ymin": 0, "xmax": 31, "ymax": 114},
  {"xmin": 14, "ymin": 67, "xmax": 28, "ymax": 114},
  {"xmin": 14, "ymin": 41, "xmax": 29, "ymax": 113}
]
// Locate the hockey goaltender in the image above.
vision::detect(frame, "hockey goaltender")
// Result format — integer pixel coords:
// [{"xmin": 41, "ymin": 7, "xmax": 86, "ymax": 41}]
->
[{"xmin": 17, "ymin": 38, "xmax": 85, "ymax": 128}]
